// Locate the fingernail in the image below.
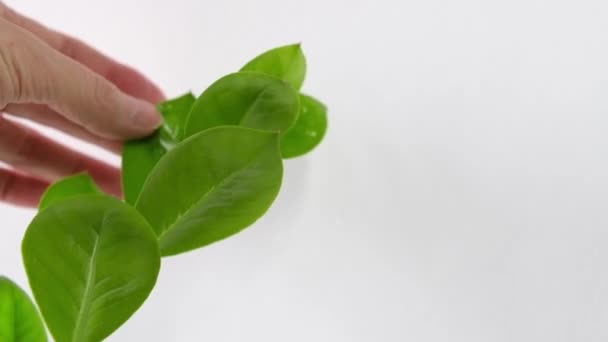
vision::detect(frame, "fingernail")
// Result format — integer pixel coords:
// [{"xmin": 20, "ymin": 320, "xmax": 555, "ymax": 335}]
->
[{"xmin": 130, "ymin": 98, "xmax": 162, "ymax": 130}]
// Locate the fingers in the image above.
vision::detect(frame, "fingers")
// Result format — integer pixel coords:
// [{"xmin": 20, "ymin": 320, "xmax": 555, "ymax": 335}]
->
[
  {"xmin": 0, "ymin": 168, "xmax": 48, "ymax": 208},
  {"xmin": 0, "ymin": 4, "xmax": 161, "ymax": 206},
  {"xmin": 4, "ymin": 104, "xmax": 122, "ymax": 153},
  {"xmin": 0, "ymin": 3, "xmax": 164, "ymax": 103},
  {"xmin": 0, "ymin": 115, "xmax": 122, "ymax": 197},
  {"xmin": 0, "ymin": 19, "xmax": 162, "ymax": 140}
]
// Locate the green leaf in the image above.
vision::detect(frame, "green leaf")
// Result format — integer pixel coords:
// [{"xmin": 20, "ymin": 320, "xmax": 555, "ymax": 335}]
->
[
  {"xmin": 0, "ymin": 277, "xmax": 46, "ymax": 342},
  {"xmin": 22, "ymin": 195, "xmax": 161, "ymax": 342},
  {"xmin": 136, "ymin": 126, "xmax": 283, "ymax": 256},
  {"xmin": 122, "ymin": 93, "xmax": 195, "ymax": 205},
  {"xmin": 280, "ymin": 94, "xmax": 328, "ymax": 158},
  {"xmin": 184, "ymin": 72, "xmax": 300, "ymax": 139},
  {"xmin": 239, "ymin": 45, "xmax": 328, "ymax": 159},
  {"xmin": 156, "ymin": 92, "xmax": 198, "ymax": 145},
  {"xmin": 240, "ymin": 44, "xmax": 307, "ymax": 90},
  {"xmin": 39, "ymin": 173, "xmax": 101, "ymax": 210}
]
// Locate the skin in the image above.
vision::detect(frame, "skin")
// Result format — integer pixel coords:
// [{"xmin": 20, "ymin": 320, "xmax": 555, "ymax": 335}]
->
[{"xmin": 0, "ymin": 3, "xmax": 165, "ymax": 207}]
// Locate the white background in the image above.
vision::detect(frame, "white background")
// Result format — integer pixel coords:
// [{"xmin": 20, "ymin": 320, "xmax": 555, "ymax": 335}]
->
[{"xmin": 2, "ymin": 0, "xmax": 608, "ymax": 341}]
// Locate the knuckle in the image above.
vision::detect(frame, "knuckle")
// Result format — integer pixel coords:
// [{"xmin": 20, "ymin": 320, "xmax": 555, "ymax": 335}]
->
[
  {"xmin": 10, "ymin": 126, "xmax": 36, "ymax": 166},
  {"xmin": 0, "ymin": 23, "xmax": 39, "ymax": 105},
  {"xmin": 0, "ymin": 33, "xmax": 20, "ymax": 108},
  {"xmin": 91, "ymin": 75, "xmax": 118, "ymax": 117},
  {"xmin": 71, "ymin": 75, "xmax": 121, "ymax": 137},
  {"xmin": 0, "ymin": 118, "xmax": 36, "ymax": 167}
]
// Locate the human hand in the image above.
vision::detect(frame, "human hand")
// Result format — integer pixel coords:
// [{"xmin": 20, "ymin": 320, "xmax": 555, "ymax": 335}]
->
[{"xmin": 0, "ymin": 3, "xmax": 164, "ymax": 207}]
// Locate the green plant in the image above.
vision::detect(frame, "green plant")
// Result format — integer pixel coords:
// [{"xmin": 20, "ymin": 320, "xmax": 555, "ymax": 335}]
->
[{"xmin": 0, "ymin": 43, "xmax": 327, "ymax": 341}]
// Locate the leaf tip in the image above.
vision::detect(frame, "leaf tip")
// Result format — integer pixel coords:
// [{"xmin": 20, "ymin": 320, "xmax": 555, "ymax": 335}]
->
[{"xmin": 290, "ymin": 42, "xmax": 304, "ymax": 54}]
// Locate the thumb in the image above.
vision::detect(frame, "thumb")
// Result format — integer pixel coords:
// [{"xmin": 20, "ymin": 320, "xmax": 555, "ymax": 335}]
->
[
  {"xmin": 0, "ymin": 19, "xmax": 162, "ymax": 140},
  {"xmin": 49, "ymin": 66, "xmax": 164, "ymax": 140}
]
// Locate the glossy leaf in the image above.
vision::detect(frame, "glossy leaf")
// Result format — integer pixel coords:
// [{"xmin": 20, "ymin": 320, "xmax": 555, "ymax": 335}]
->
[
  {"xmin": 240, "ymin": 44, "xmax": 306, "ymax": 90},
  {"xmin": 136, "ymin": 126, "xmax": 283, "ymax": 256},
  {"xmin": 239, "ymin": 45, "xmax": 328, "ymax": 159},
  {"xmin": 280, "ymin": 94, "xmax": 328, "ymax": 158},
  {"xmin": 122, "ymin": 93, "xmax": 195, "ymax": 204},
  {"xmin": 22, "ymin": 195, "xmax": 161, "ymax": 342},
  {"xmin": 39, "ymin": 173, "xmax": 101, "ymax": 210},
  {"xmin": 0, "ymin": 277, "xmax": 46, "ymax": 342},
  {"xmin": 184, "ymin": 72, "xmax": 300, "ymax": 139}
]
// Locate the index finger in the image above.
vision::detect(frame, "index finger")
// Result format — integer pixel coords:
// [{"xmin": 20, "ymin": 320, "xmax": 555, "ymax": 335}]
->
[{"xmin": 0, "ymin": 3, "xmax": 164, "ymax": 104}]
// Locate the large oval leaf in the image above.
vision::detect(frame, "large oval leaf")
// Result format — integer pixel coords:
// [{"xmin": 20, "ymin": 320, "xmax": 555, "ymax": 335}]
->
[
  {"xmin": 240, "ymin": 44, "xmax": 306, "ymax": 90},
  {"xmin": 39, "ymin": 173, "xmax": 101, "ymax": 210},
  {"xmin": 136, "ymin": 126, "xmax": 283, "ymax": 256},
  {"xmin": 0, "ymin": 277, "xmax": 46, "ymax": 342},
  {"xmin": 22, "ymin": 195, "xmax": 161, "ymax": 342},
  {"xmin": 281, "ymin": 94, "xmax": 328, "ymax": 158},
  {"xmin": 122, "ymin": 93, "xmax": 195, "ymax": 204},
  {"xmin": 184, "ymin": 72, "xmax": 299, "ymax": 139}
]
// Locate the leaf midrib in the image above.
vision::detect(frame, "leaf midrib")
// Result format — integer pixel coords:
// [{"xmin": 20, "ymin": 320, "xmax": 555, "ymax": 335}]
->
[
  {"xmin": 157, "ymin": 137, "xmax": 276, "ymax": 246},
  {"xmin": 282, "ymin": 46, "xmax": 302, "ymax": 87},
  {"xmin": 71, "ymin": 223, "xmax": 102, "ymax": 342},
  {"xmin": 238, "ymin": 83, "xmax": 275, "ymax": 126}
]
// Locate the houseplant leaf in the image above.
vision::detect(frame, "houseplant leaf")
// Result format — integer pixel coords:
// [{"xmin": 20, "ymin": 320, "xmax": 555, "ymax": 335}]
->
[
  {"xmin": 280, "ymin": 94, "xmax": 328, "ymax": 158},
  {"xmin": 22, "ymin": 195, "xmax": 161, "ymax": 342},
  {"xmin": 239, "ymin": 45, "xmax": 328, "ymax": 159},
  {"xmin": 122, "ymin": 93, "xmax": 195, "ymax": 204},
  {"xmin": 240, "ymin": 43, "xmax": 306, "ymax": 90},
  {"xmin": 0, "ymin": 276, "xmax": 46, "ymax": 342},
  {"xmin": 136, "ymin": 126, "xmax": 283, "ymax": 256},
  {"xmin": 184, "ymin": 72, "xmax": 300, "ymax": 139},
  {"xmin": 39, "ymin": 173, "xmax": 101, "ymax": 210}
]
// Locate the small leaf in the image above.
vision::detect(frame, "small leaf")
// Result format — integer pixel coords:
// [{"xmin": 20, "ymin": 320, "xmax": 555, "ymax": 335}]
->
[
  {"xmin": 122, "ymin": 93, "xmax": 195, "ymax": 204},
  {"xmin": 239, "ymin": 45, "xmax": 328, "ymax": 159},
  {"xmin": 184, "ymin": 72, "xmax": 299, "ymax": 139},
  {"xmin": 22, "ymin": 195, "xmax": 161, "ymax": 342},
  {"xmin": 0, "ymin": 277, "xmax": 46, "ymax": 342},
  {"xmin": 39, "ymin": 173, "xmax": 101, "ymax": 210},
  {"xmin": 240, "ymin": 43, "xmax": 307, "ymax": 90},
  {"xmin": 281, "ymin": 94, "xmax": 328, "ymax": 158},
  {"xmin": 136, "ymin": 126, "xmax": 283, "ymax": 256}
]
